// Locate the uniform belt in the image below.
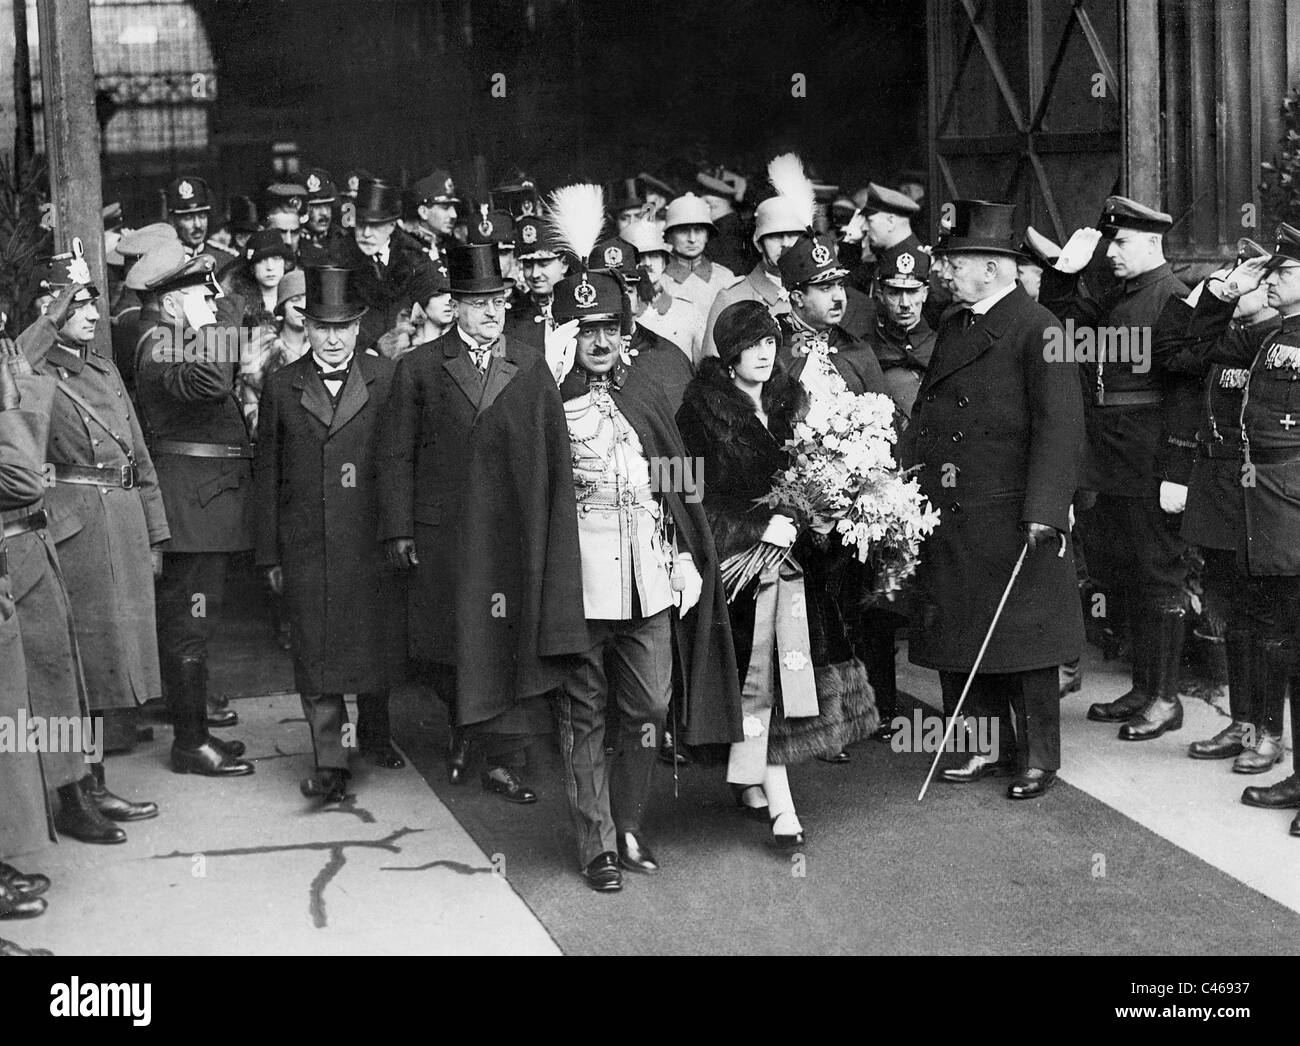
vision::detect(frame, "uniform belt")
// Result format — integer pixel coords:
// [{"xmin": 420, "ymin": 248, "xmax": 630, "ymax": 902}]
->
[
  {"xmin": 1244, "ymin": 445, "xmax": 1300, "ymax": 465},
  {"xmin": 53, "ymin": 462, "xmax": 139, "ymax": 489},
  {"xmin": 1094, "ymin": 390, "xmax": 1163, "ymax": 407},
  {"xmin": 575, "ymin": 483, "xmax": 655, "ymax": 509},
  {"xmin": 1198, "ymin": 442, "xmax": 1243, "ymax": 461},
  {"xmin": 2, "ymin": 509, "xmax": 46, "ymax": 539},
  {"xmin": 152, "ymin": 440, "xmax": 254, "ymax": 459}
]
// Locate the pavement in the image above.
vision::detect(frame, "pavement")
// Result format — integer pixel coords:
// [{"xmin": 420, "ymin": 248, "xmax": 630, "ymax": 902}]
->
[{"xmin": 6, "ymin": 618, "xmax": 1298, "ymax": 956}]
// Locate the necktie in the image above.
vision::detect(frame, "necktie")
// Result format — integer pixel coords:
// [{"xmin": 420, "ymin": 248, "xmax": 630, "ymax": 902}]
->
[
  {"xmin": 962, "ymin": 308, "xmax": 977, "ymax": 330},
  {"xmin": 470, "ymin": 348, "xmax": 490, "ymax": 372}
]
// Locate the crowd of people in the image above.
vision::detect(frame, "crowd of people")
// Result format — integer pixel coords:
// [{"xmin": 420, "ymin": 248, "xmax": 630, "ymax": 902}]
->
[{"xmin": 2, "ymin": 148, "xmax": 1299, "ymax": 954}]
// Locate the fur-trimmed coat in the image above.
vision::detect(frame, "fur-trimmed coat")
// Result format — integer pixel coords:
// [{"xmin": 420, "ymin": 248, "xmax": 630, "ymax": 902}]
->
[{"xmin": 676, "ymin": 359, "xmax": 877, "ymax": 760}]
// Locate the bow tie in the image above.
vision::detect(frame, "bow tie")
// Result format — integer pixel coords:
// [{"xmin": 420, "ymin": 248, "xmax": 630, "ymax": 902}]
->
[{"xmin": 317, "ymin": 366, "xmax": 350, "ymax": 383}]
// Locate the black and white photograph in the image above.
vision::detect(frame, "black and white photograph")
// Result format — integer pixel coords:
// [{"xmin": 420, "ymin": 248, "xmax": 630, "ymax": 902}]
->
[{"xmin": 0, "ymin": 0, "xmax": 1297, "ymax": 1004}]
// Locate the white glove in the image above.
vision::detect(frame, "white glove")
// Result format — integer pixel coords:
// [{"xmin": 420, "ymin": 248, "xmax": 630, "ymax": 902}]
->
[
  {"xmin": 1054, "ymin": 227, "xmax": 1104, "ymax": 275},
  {"xmin": 545, "ymin": 318, "xmax": 580, "ymax": 385},
  {"xmin": 761, "ymin": 514, "xmax": 797, "ymax": 548},
  {"xmin": 841, "ymin": 210, "xmax": 866, "ymax": 245},
  {"xmin": 674, "ymin": 555, "xmax": 702, "ymax": 615},
  {"xmin": 1159, "ymin": 481, "xmax": 1188, "ymax": 515}
]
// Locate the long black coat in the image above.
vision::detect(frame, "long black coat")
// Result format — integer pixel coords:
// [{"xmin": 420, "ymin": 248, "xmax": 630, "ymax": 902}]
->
[
  {"xmin": 902, "ymin": 285, "xmax": 1084, "ymax": 673},
  {"xmin": 377, "ymin": 329, "xmax": 533, "ymax": 664},
  {"xmin": 255, "ymin": 350, "xmax": 407, "ymax": 693}
]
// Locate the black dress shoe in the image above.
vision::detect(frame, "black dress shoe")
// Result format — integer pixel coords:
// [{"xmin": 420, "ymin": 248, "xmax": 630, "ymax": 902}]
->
[
  {"xmin": 1008, "ymin": 768, "xmax": 1056, "ymax": 800},
  {"xmin": 0, "ymin": 937, "xmax": 53, "ymax": 955},
  {"xmin": 940, "ymin": 755, "xmax": 1016, "ymax": 784},
  {"xmin": 481, "ymin": 767, "xmax": 537, "ymax": 804},
  {"xmin": 448, "ymin": 731, "xmax": 471, "ymax": 785},
  {"xmin": 300, "ymin": 768, "xmax": 350, "ymax": 804},
  {"xmin": 0, "ymin": 882, "xmax": 47, "ymax": 920},
  {"xmin": 816, "ymin": 749, "xmax": 851, "ymax": 764},
  {"xmin": 1086, "ymin": 688, "xmax": 1149, "ymax": 723},
  {"xmin": 0, "ymin": 863, "xmax": 50, "ymax": 900},
  {"xmin": 54, "ymin": 783, "xmax": 126, "ymax": 845},
  {"xmin": 581, "ymin": 852, "xmax": 623, "ymax": 892},
  {"xmin": 206, "ymin": 695, "xmax": 238, "ymax": 728},
  {"xmin": 1188, "ymin": 721, "xmax": 1250, "ymax": 760},
  {"xmin": 171, "ymin": 741, "xmax": 255, "ymax": 777},
  {"xmin": 617, "ymin": 831, "xmax": 659, "ymax": 874},
  {"xmin": 85, "ymin": 772, "xmax": 158, "ymax": 823},
  {"xmin": 1118, "ymin": 697, "xmax": 1182, "ymax": 741},
  {"xmin": 1241, "ymin": 772, "xmax": 1300, "ymax": 809},
  {"xmin": 363, "ymin": 742, "xmax": 406, "ymax": 770}
]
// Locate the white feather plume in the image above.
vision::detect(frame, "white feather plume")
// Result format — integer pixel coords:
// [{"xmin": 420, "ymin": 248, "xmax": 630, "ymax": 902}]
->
[
  {"xmin": 546, "ymin": 183, "xmax": 606, "ymax": 262},
  {"xmin": 767, "ymin": 153, "xmax": 815, "ymax": 228}
]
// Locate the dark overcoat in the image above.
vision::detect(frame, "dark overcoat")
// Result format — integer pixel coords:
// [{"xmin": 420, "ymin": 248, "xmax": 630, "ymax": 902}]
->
[
  {"xmin": 456, "ymin": 361, "xmax": 745, "ymax": 747},
  {"xmin": 0, "ymin": 381, "xmax": 57, "ymax": 857},
  {"xmin": 27, "ymin": 335, "xmax": 168, "ymax": 710},
  {"xmin": 377, "ymin": 329, "xmax": 533, "ymax": 664},
  {"xmin": 134, "ymin": 306, "xmax": 254, "ymax": 552},
  {"xmin": 255, "ymin": 350, "xmax": 407, "ymax": 693},
  {"xmin": 901, "ymin": 285, "xmax": 1084, "ymax": 673},
  {"xmin": 626, "ymin": 323, "xmax": 694, "ymax": 414}
]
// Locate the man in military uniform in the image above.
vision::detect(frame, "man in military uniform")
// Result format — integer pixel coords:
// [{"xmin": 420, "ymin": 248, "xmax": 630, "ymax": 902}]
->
[
  {"xmin": 847, "ymin": 183, "xmax": 924, "ymax": 295},
  {"xmin": 865, "ymin": 242, "xmax": 936, "ymax": 416},
  {"xmin": 407, "ymin": 168, "xmax": 462, "ymax": 263},
  {"xmin": 23, "ymin": 251, "xmax": 169, "ymax": 764},
  {"xmin": 663, "ymin": 193, "xmax": 736, "ymax": 319},
  {"xmin": 379, "ymin": 242, "xmax": 539, "ymax": 803},
  {"xmin": 904, "ymin": 200, "xmax": 1085, "ymax": 799},
  {"xmin": 165, "ymin": 176, "xmax": 236, "ymax": 266},
  {"xmin": 1182, "ymin": 225, "xmax": 1300, "ymax": 835},
  {"xmin": 106, "ymin": 223, "xmax": 181, "ymax": 399},
  {"xmin": 623, "ymin": 220, "xmax": 706, "ymax": 366},
  {"xmin": 697, "ymin": 165, "xmax": 751, "ymax": 275},
  {"xmin": 133, "ymin": 242, "xmax": 255, "ymax": 778},
  {"xmin": 468, "ymin": 206, "xmax": 518, "ymax": 303},
  {"xmin": 774, "ymin": 231, "xmax": 889, "ymax": 397},
  {"xmin": 702, "ymin": 194, "xmax": 805, "ymax": 357},
  {"xmin": 298, "ymin": 167, "xmax": 346, "ymax": 265},
  {"xmin": 1036, "ymin": 196, "xmax": 1191, "ymax": 742},
  {"xmin": 504, "ymin": 214, "xmax": 568, "ymax": 350}
]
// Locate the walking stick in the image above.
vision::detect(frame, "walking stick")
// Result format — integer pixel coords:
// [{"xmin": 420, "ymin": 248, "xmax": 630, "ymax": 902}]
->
[{"xmin": 917, "ymin": 539, "xmax": 1031, "ymax": 801}]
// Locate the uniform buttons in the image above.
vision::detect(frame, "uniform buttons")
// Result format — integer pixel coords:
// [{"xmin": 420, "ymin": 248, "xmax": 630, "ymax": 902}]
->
[
  {"xmin": 925, "ymin": 392, "xmax": 935, "ymax": 403},
  {"xmin": 951, "ymin": 431, "xmax": 964, "ymax": 442},
  {"xmin": 957, "ymin": 396, "xmax": 970, "ymax": 408},
  {"xmin": 949, "ymin": 501, "xmax": 962, "ymax": 513}
]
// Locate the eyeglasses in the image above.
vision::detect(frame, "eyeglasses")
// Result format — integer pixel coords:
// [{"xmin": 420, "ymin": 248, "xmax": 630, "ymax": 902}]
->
[{"xmin": 462, "ymin": 297, "xmax": 507, "ymax": 312}]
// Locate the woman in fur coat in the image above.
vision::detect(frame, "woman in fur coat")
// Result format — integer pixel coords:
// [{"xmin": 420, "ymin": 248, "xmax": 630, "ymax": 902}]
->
[{"xmin": 676, "ymin": 300, "xmax": 876, "ymax": 848}]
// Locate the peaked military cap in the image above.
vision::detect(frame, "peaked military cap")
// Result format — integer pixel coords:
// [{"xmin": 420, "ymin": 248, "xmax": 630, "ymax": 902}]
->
[
  {"xmin": 862, "ymin": 182, "xmax": 921, "ymax": 218},
  {"xmin": 1098, "ymin": 195, "xmax": 1173, "ymax": 237},
  {"xmin": 778, "ymin": 232, "xmax": 849, "ymax": 290}
]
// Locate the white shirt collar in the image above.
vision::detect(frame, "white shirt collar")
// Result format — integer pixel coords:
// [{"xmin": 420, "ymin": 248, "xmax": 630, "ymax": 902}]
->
[
  {"xmin": 968, "ymin": 281, "xmax": 1018, "ymax": 316},
  {"xmin": 457, "ymin": 325, "xmax": 493, "ymax": 352},
  {"xmin": 311, "ymin": 351, "xmax": 354, "ymax": 375}
]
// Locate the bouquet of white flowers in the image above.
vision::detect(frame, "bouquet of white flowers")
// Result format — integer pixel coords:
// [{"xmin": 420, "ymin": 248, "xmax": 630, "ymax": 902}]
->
[{"xmin": 719, "ymin": 370, "xmax": 940, "ymax": 602}]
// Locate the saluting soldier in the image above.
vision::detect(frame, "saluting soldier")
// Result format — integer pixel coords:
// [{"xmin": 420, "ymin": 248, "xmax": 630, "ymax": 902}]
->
[
  {"xmin": 256, "ymin": 267, "xmax": 407, "ymax": 803},
  {"xmin": 133, "ymin": 242, "xmax": 255, "ymax": 778},
  {"xmin": 903, "ymin": 200, "xmax": 1085, "ymax": 799},
  {"xmin": 107, "ymin": 222, "xmax": 181, "ymax": 401},
  {"xmin": 504, "ymin": 215, "xmax": 568, "ymax": 350},
  {"xmin": 1035, "ymin": 197, "xmax": 1191, "ymax": 741},
  {"xmin": 1182, "ymin": 224, "xmax": 1300, "ymax": 835},
  {"xmin": 22, "ymin": 250, "xmax": 170, "ymax": 764},
  {"xmin": 378, "ymin": 242, "xmax": 540, "ymax": 803}
]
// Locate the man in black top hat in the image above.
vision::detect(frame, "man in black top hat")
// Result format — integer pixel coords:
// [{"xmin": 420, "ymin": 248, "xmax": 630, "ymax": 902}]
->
[
  {"xmin": 904, "ymin": 200, "xmax": 1085, "ymax": 800},
  {"xmin": 343, "ymin": 176, "xmax": 431, "ymax": 349},
  {"xmin": 1036, "ymin": 195, "xmax": 1192, "ymax": 742},
  {"xmin": 468, "ymin": 206, "xmax": 519, "ymax": 303},
  {"xmin": 775, "ymin": 231, "xmax": 889, "ymax": 397},
  {"xmin": 132, "ymin": 242, "xmax": 255, "ymax": 779},
  {"xmin": 378, "ymin": 242, "xmax": 540, "ymax": 804},
  {"xmin": 256, "ymin": 266, "xmax": 407, "ymax": 804},
  {"xmin": 504, "ymin": 215, "xmax": 569, "ymax": 350}
]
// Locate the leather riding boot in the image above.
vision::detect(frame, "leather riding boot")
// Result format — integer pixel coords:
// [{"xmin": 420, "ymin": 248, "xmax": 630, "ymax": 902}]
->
[
  {"xmin": 53, "ymin": 780, "xmax": 126, "ymax": 845},
  {"xmin": 1234, "ymin": 638, "xmax": 1289, "ymax": 773},
  {"xmin": 1190, "ymin": 628, "xmax": 1254, "ymax": 759},
  {"xmin": 86, "ymin": 761, "xmax": 158, "ymax": 822},
  {"xmin": 170, "ymin": 657, "xmax": 254, "ymax": 777},
  {"xmin": 1088, "ymin": 610, "xmax": 1151, "ymax": 722},
  {"xmin": 200, "ymin": 659, "xmax": 237, "ymax": 728},
  {"xmin": 1119, "ymin": 608, "xmax": 1185, "ymax": 741}
]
